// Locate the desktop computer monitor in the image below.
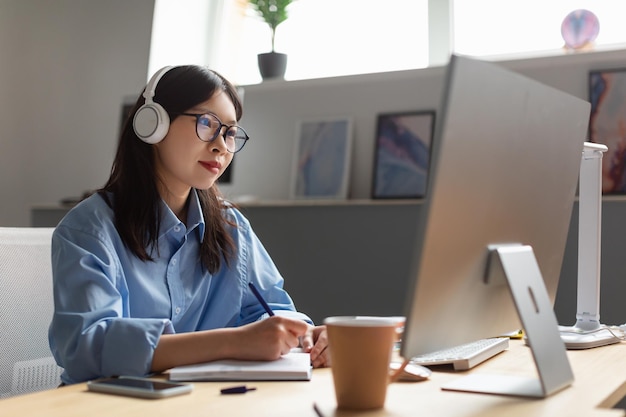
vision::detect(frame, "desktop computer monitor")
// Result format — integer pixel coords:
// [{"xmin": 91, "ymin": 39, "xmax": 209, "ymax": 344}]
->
[{"xmin": 400, "ymin": 55, "xmax": 590, "ymax": 397}]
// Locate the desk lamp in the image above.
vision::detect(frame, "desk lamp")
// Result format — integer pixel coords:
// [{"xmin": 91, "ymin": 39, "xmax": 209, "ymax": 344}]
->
[{"xmin": 558, "ymin": 142, "xmax": 620, "ymax": 348}]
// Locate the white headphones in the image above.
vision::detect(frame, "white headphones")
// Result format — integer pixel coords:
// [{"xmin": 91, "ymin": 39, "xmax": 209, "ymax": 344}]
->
[{"xmin": 133, "ymin": 66, "xmax": 174, "ymax": 144}]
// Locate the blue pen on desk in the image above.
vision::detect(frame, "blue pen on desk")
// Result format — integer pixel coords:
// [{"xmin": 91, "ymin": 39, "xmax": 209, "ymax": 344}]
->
[{"xmin": 248, "ymin": 282, "xmax": 275, "ymax": 317}]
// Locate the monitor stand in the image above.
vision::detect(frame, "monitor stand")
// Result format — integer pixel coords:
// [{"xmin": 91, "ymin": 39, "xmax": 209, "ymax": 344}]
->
[
  {"xmin": 442, "ymin": 244, "xmax": 574, "ymax": 398},
  {"xmin": 558, "ymin": 143, "xmax": 620, "ymax": 349}
]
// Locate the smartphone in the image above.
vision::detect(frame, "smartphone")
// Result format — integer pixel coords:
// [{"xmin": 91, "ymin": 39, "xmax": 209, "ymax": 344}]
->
[{"xmin": 87, "ymin": 376, "xmax": 193, "ymax": 399}]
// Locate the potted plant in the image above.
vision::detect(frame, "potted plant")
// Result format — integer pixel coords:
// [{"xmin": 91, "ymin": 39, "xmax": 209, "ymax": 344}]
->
[{"xmin": 248, "ymin": 0, "xmax": 294, "ymax": 80}]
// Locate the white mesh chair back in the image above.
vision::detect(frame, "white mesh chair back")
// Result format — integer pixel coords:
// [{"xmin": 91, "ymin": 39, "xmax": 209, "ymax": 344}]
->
[{"xmin": 0, "ymin": 227, "xmax": 63, "ymax": 398}]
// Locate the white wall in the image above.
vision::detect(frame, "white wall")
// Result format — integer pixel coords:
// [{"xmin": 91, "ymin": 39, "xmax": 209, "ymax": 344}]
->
[
  {"xmin": 222, "ymin": 48, "xmax": 626, "ymax": 201},
  {"xmin": 0, "ymin": 0, "xmax": 154, "ymax": 226},
  {"xmin": 225, "ymin": 67, "xmax": 444, "ymax": 201}
]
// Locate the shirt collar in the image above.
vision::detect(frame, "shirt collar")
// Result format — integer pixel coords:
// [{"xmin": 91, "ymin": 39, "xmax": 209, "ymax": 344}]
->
[
  {"xmin": 187, "ymin": 189, "xmax": 205, "ymax": 240},
  {"xmin": 159, "ymin": 189, "xmax": 205, "ymax": 241}
]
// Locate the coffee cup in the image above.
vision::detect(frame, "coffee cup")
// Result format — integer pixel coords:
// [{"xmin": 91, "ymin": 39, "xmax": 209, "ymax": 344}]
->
[{"xmin": 324, "ymin": 316, "xmax": 406, "ymax": 410}]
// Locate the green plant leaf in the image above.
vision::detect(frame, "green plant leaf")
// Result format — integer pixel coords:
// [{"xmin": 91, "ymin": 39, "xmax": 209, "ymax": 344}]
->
[{"xmin": 248, "ymin": 0, "xmax": 294, "ymax": 51}]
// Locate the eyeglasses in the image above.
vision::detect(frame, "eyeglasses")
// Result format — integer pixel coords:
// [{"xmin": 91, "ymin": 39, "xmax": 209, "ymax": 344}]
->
[{"xmin": 176, "ymin": 112, "xmax": 249, "ymax": 153}]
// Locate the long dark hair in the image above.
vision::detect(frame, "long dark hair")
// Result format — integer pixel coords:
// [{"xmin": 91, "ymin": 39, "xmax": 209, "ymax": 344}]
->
[{"xmin": 100, "ymin": 65, "xmax": 241, "ymax": 273}]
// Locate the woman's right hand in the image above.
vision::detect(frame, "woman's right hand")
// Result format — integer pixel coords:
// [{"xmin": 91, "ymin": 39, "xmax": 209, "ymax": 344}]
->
[{"xmin": 233, "ymin": 316, "xmax": 309, "ymax": 360}]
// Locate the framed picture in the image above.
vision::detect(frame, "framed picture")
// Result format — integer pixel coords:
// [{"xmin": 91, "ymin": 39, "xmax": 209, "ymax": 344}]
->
[
  {"xmin": 291, "ymin": 117, "xmax": 353, "ymax": 199},
  {"xmin": 589, "ymin": 68, "xmax": 626, "ymax": 194},
  {"xmin": 372, "ymin": 110, "xmax": 435, "ymax": 199}
]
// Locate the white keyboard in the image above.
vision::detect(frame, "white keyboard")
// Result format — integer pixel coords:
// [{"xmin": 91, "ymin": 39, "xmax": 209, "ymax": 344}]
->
[{"xmin": 411, "ymin": 337, "xmax": 509, "ymax": 371}]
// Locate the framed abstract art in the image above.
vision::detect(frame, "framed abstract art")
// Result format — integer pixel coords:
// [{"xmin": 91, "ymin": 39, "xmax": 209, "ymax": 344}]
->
[
  {"xmin": 290, "ymin": 117, "xmax": 353, "ymax": 199},
  {"xmin": 589, "ymin": 68, "xmax": 626, "ymax": 194},
  {"xmin": 372, "ymin": 110, "xmax": 435, "ymax": 199}
]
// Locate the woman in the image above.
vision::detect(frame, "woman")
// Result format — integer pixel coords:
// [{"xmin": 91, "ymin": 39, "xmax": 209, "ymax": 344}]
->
[{"xmin": 49, "ymin": 65, "xmax": 329, "ymax": 385}]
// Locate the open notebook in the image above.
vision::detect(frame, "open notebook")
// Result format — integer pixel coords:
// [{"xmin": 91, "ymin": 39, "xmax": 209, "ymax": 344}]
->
[{"xmin": 168, "ymin": 352, "xmax": 312, "ymax": 382}]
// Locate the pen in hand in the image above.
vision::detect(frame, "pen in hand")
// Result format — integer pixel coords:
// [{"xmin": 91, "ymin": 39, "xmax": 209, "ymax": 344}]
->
[{"xmin": 248, "ymin": 282, "xmax": 275, "ymax": 317}]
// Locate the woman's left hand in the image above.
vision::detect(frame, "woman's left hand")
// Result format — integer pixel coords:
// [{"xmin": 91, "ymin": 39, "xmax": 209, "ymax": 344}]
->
[{"xmin": 299, "ymin": 325, "xmax": 330, "ymax": 368}]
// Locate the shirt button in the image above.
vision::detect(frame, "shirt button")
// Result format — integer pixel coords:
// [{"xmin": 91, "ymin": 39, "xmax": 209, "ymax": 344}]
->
[
  {"xmin": 174, "ymin": 226, "xmax": 181, "ymax": 232},
  {"xmin": 175, "ymin": 307, "xmax": 181, "ymax": 315},
  {"xmin": 172, "ymin": 258, "xmax": 177, "ymax": 266}
]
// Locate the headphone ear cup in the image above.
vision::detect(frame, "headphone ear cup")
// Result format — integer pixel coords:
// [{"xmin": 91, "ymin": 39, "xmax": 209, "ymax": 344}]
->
[{"xmin": 133, "ymin": 102, "xmax": 170, "ymax": 144}]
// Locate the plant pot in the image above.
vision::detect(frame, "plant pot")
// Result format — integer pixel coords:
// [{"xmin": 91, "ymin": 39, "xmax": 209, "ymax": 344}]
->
[{"xmin": 257, "ymin": 52, "xmax": 287, "ymax": 80}]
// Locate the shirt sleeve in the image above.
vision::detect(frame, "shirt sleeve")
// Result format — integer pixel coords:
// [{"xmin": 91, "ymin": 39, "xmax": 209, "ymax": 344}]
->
[
  {"xmin": 230, "ymin": 208, "xmax": 313, "ymax": 326},
  {"xmin": 48, "ymin": 225, "xmax": 174, "ymax": 384}
]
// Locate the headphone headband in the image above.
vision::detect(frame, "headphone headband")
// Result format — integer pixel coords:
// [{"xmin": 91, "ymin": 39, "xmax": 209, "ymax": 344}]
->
[{"xmin": 142, "ymin": 66, "xmax": 173, "ymax": 103}]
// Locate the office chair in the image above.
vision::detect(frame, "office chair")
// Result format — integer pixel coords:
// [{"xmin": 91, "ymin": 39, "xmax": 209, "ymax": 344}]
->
[{"xmin": 0, "ymin": 227, "xmax": 63, "ymax": 398}]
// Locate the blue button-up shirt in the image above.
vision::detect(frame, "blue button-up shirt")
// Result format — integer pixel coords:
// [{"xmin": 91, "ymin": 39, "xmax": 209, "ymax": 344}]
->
[{"xmin": 48, "ymin": 190, "xmax": 311, "ymax": 384}]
